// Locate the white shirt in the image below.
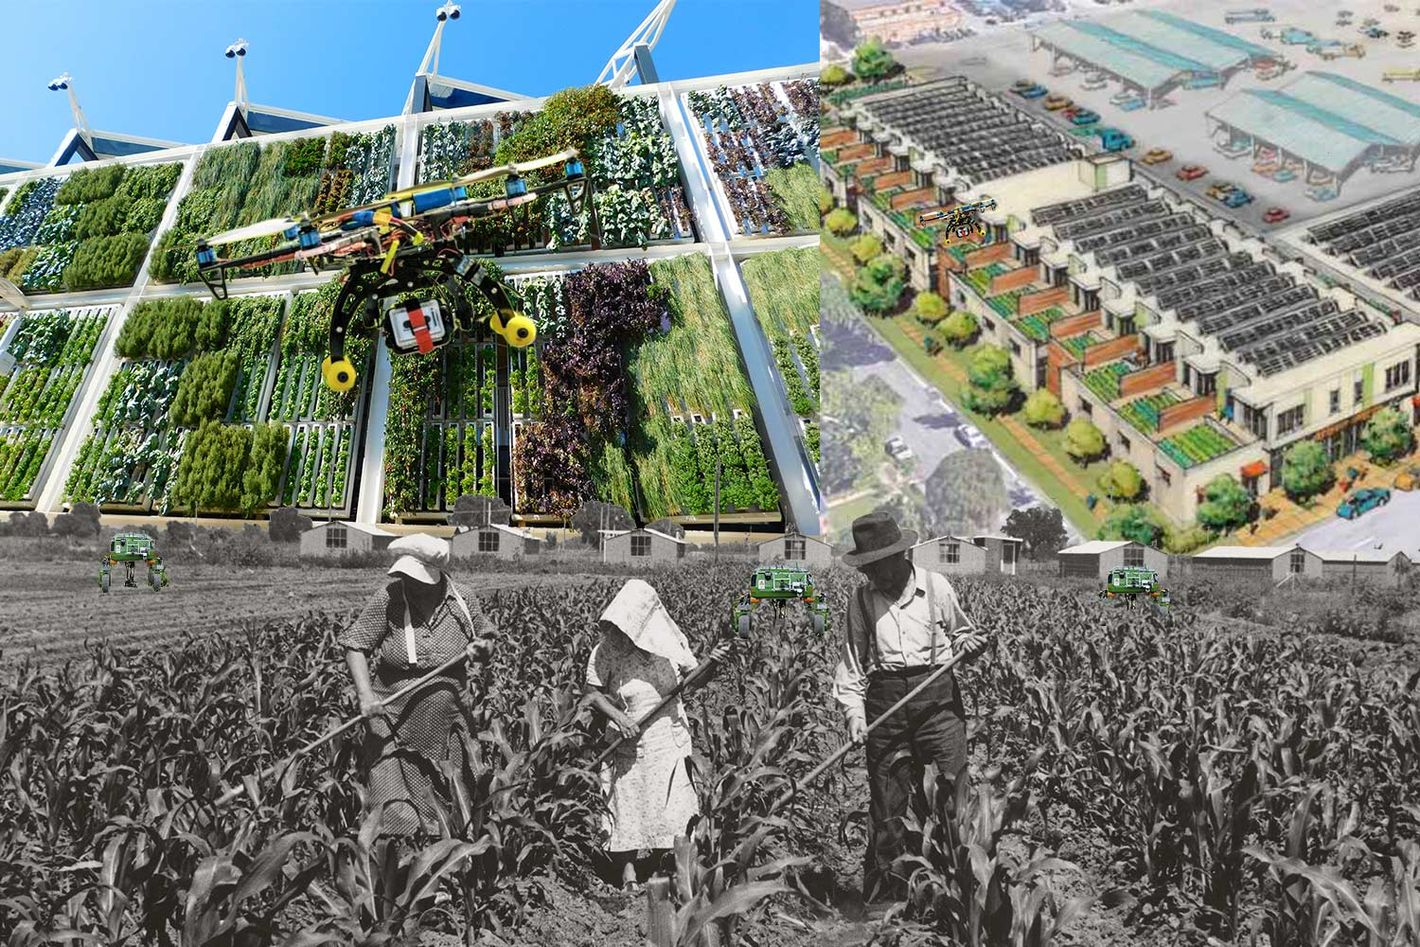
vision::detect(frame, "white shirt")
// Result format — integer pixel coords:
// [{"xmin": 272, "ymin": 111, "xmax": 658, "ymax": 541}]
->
[{"xmin": 831, "ymin": 565, "xmax": 974, "ymax": 728}]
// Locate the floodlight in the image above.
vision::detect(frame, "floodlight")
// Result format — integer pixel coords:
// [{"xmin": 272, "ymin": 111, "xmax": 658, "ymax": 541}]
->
[
  {"xmin": 47, "ymin": 73, "xmax": 70, "ymax": 92},
  {"xmin": 226, "ymin": 39, "xmax": 248, "ymax": 58},
  {"xmin": 437, "ymin": 1, "xmax": 460, "ymax": 20}
]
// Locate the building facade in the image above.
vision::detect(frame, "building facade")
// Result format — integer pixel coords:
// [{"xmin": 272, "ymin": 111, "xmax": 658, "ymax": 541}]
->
[
  {"xmin": 451, "ymin": 523, "xmax": 544, "ymax": 559},
  {"xmin": 1189, "ymin": 545, "xmax": 1324, "ymax": 583},
  {"xmin": 822, "ymin": 0, "xmax": 961, "ymax": 48},
  {"xmin": 909, "ymin": 535, "xmax": 990, "ymax": 574},
  {"xmin": 1058, "ymin": 539, "xmax": 1168, "ymax": 579},
  {"xmin": 758, "ymin": 533, "xmax": 834, "ymax": 565},
  {"xmin": 299, "ymin": 521, "xmax": 396, "ymax": 558},
  {"xmin": 603, "ymin": 528, "xmax": 688, "ymax": 566}
]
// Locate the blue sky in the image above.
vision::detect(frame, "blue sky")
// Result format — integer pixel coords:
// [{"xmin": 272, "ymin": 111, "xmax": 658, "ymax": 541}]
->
[{"xmin": 0, "ymin": 0, "xmax": 817, "ymax": 163}]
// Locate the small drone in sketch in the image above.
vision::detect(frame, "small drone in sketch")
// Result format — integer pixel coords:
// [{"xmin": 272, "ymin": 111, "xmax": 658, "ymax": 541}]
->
[
  {"xmin": 195, "ymin": 148, "xmax": 601, "ymax": 393},
  {"xmin": 918, "ymin": 197, "xmax": 997, "ymax": 238}
]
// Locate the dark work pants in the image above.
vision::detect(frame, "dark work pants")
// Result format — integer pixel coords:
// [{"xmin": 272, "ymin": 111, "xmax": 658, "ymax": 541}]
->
[{"xmin": 863, "ymin": 666, "xmax": 968, "ymax": 902}]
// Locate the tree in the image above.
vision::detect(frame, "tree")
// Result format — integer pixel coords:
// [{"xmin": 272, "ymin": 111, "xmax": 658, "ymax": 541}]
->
[
  {"xmin": 939, "ymin": 310, "xmax": 979, "ymax": 348},
  {"xmin": 1022, "ymin": 389, "xmax": 1065, "ymax": 429},
  {"xmin": 923, "ymin": 449, "xmax": 1009, "ymax": 537},
  {"xmin": 572, "ymin": 500, "xmax": 633, "ymax": 545},
  {"xmin": 1004, "ymin": 506, "xmax": 1068, "ymax": 559},
  {"xmin": 269, "ymin": 506, "xmax": 314, "ymax": 542},
  {"xmin": 1281, "ymin": 440, "xmax": 1333, "ymax": 501},
  {"xmin": 825, "ymin": 208, "xmax": 857, "ymax": 236},
  {"xmin": 450, "ymin": 494, "xmax": 511, "ymax": 529},
  {"xmin": 817, "ymin": 185, "xmax": 834, "ymax": 218},
  {"xmin": 1196, "ymin": 474, "xmax": 1252, "ymax": 532},
  {"xmin": 1064, "ymin": 417, "xmax": 1106, "ymax": 462},
  {"xmin": 821, "ymin": 63, "xmax": 852, "ymax": 86},
  {"xmin": 1099, "ymin": 503, "xmax": 1164, "ymax": 548},
  {"xmin": 9, "ymin": 510, "xmax": 48, "ymax": 536},
  {"xmin": 912, "ymin": 291, "xmax": 948, "ymax": 324},
  {"xmin": 53, "ymin": 501, "xmax": 101, "ymax": 538},
  {"xmin": 963, "ymin": 344, "xmax": 1019, "ymax": 415},
  {"xmin": 851, "ymin": 234, "xmax": 884, "ymax": 265},
  {"xmin": 1362, "ymin": 406, "xmax": 1414, "ymax": 463},
  {"xmin": 1098, "ymin": 460, "xmax": 1144, "ymax": 501},
  {"xmin": 851, "ymin": 253, "xmax": 906, "ymax": 315},
  {"xmin": 853, "ymin": 38, "xmax": 895, "ymax": 82},
  {"xmin": 166, "ymin": 520, "xmax": 198, "ymax": 547}
]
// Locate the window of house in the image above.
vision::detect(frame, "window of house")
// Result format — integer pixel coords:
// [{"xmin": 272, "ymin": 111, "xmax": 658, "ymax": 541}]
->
[
  {"xmin": 1003, "ymin": 543, "xmax": 1017, "ymax": 565},
  {"xmin": 1277, "ymin": 404, "xmax": 1305, "ymax": 436},
  {"xmin": 1385, "ymin": 360, "xmax": 1412, "ymax": 391},
  {"xmin": 1290, "ymin": 549, "xmax": 1305, "ymax": 574},
  {"xmin": 1198, "ymin": 373, "xmax": 1216, "ymax": 397},
  {"xmin": 1330, "ymin": 388, "xmax": 1340, "ymax": 415},
  {"xmin": 1119, "ymin": 433, "xmax": 1131, "ymax": 452},
  {"xmin": 940, "ymin": 539, "xmax": 960, "ymax": 563},
  {"xmin": 479, "ymin": 530, "xmax": 499, "ymax": 553},
  {"xmin": 786, "ymin": 538, "xmax": 806, "ymax": 560},
  {"xmin": 1158, "ymin": 467, "xmax": 1172, "ymax": 486},
  {"xmin": 326, "ymin": 525, "xmax": 347, "ymax": 549},
  {"xmin": 982, "ymin": 317, "xmax": 995, "ymax": 332},
  {"xmin": 1010, "ymin": 339, "xmax": 1021, "ymax": 355},
  {"xmin": 1123, "ymin": 546, "xmax": 1144, "ymax": 567},
  {"xmin": 631, "ymin": 534, "xmax": 651, "ymax": 557},
  {"xmin": 1022, "ymin": 247, "xmax": 1040, "ymax": 266},
  {"xmin": 1355, "ymin": 376, "xmax": 1365, "ymax": 404},
  {"xmin": 1156, "ymin": 342, "xmax": 1175, "ymax": 363}
]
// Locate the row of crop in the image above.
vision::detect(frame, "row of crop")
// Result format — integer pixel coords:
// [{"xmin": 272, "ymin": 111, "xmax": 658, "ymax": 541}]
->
[
  {"xmin": 150, "ymin": 127, "xmax": 395, "ymax": 285},
  {"xmin": 663, "ymin": 414, "xmax": 780, "ymax": 514},
  {"xmin": 417, "ymin": 88, "xmax": 694, "ymax": 253},
  {"xmin": 414, "ymin": 421, "xmax": 496, "ymax": 512},
  {"xmin": 741, "ymin": 247, "xmax": 820, "ymax": 417},
  {"xmin": 0, "ymin": 163, "xmax": 182, "ymax": 292},
  {"xmin": 278, "ymin": 422, "xmax": 355, "ymax": 511},
  {"xmin": 686, "ymin": 80, "xmax": 820, "ymax": 236},
  {"xmin": 0, "ymin": 428, "xmax": 55, "ymax": 501},
  {"xmin": 270, "ymin": 285, "xmax": 373, "ymax": 424}
]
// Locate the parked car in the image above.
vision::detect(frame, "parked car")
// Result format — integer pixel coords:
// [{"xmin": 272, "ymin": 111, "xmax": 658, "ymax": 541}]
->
[
  {"xmin": 1363, "ymin": 26, "xmax": 1389, "ymax": 38},
  {"xmin": 1141, "ymin": 148, "xmax": 1173, "ymax": 164},
  {"xmin": 1223, "ymin": 188, "xmax": 1254, "ymax": 207},
  {"xmin": 955, "ymin": 424, "xmax": 990, "ymax": 450},
  {"xmin": 1393, "ymin": 466, "xmax": 1420, "ymax": 490},
  {"xmin": 1069, "ymin": 109, "xmax": 1101, "ymax": 125},
  {"xmin": 1015, "ymin": 82, "xmax": 1048, "ymax": 98},
  {"xmin": 1337, "ymin": 487, "xmax": 1391, "ymax": 519},
  {"xmin": 1263, "ymin": 207, "xmax": 1291, "ymax": 223},
  {"xmin": 1176, "ymin": 163, "xmax": 1208, "ymax": 180},
  {"xmin": 885, "ymin": 436, "xmax": 914, "ymax": 463},
  {"xmin": 1097, "ymin": 128, "xmax": 1134, "ymax": 151},
  {"xmin": 1044, "ymin": 94, "xmax": 1073, "ymax": 110},
  {"xmin": 1207, "ymin": 181, "xmax": 1239, "ymax": 200}
]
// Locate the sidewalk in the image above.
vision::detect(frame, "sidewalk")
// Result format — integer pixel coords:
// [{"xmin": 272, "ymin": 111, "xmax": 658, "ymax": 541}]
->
[{"xmin": 1227, "ymin": 451, "xmax": 1407, "ymax": 545}]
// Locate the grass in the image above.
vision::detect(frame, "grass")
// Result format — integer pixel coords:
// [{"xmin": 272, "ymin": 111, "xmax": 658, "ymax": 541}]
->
[{"xmin": 764, "ymin": 163, "xmax": 821, "ymax": 234}]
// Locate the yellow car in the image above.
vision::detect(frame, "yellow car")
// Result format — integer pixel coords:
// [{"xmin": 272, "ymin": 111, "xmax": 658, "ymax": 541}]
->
[
  {"xmin": 1044, "ymin": 94, "xmax": 1073, "ymax": 110},
  {"xmin": 1141, "ymin": 148, "xmax": 1173, "ymax": 165},
  {"xmin": 1394, "ymin": 466, "xmax": 1420, "ymax": 490}
]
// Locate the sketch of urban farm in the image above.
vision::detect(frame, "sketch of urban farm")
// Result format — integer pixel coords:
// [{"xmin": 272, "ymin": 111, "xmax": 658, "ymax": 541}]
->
[
  {"xmin": 685, "ymin": 78, "xmax": 820, "ymax": 236},
  {"xmin": 147, "ymin": 125, "xmax": 397, "ymax": 285},
  {"xmin": 741, "ymin": 246, "xmax": 820, "ymax": 464},
  {"xmin": 0, "ymin": 162, "xmax": 182, "ymax": 293},
  {"xmin": 0, "ymin": 307, "xmax": 110, "ymax": 505},
  {"xmin": 415, "ymin": 86, "xmax": 695, "ymax": 253}
]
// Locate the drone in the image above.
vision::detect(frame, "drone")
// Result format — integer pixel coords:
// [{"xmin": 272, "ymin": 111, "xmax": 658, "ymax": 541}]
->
[
  {"xmin": 918, "ymin": 198, "xmax": 997, "ymax": 238},
  {"xmin": 195, "ymin": 148, "xmax": 600, "ymax": 393}
]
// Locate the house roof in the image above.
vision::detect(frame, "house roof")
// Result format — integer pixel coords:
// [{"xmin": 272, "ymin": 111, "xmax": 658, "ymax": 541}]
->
[
  {"xmin": 761, "ymin": 533, "xmax": 832, "ymax": 547},
  {"xmin": 308, "ymin": 520, "xmax": 396, "ymax": 538},
  {"xmin": 603, "ymin": 527, "xmax": 687, "ymax": 545},
  {"xmin": 1059, "ymin": 540, "xmax": 1131, "ymax": 555},
  {"xmin": 913, "ymin": 535, "xmax": 977, "ymax": 547},
  {"xmin": 477, "ymin": 523, "xmax": 542, "ymax": 540},
  {"xmin": 975, "ymin": 534, "xmax": 1024, "ymax": 543},
  {"xmin": 1193, "ymin": 545, "xmax": 1296, "ymax": 560},
  {"xmin": 1306, "ymin": 548, "xmax": 1411, "ymax": 564}
]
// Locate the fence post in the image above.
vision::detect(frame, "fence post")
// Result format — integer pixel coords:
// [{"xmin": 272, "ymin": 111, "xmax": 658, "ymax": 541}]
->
[{"xmin": 646, "ymin": 876, "xmax": 674, "ymax": 947}]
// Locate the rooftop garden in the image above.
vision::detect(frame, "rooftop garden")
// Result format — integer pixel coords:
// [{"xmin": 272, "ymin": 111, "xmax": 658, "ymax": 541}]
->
[
  {"xmin": 964, "ymin": 261, "xmax": 1006, "ymax": 296},
  {"xmin": 1060, "ymin": 331, "xmax": 1100, "ymax": 357},
  {"xmin": 1119, "ymin": 390, "xmax": 1181, "ymax": 434},
  {"xmin": 1159, "ymin": 422, "xmax": 1238, "ymax": 469},
  {"xmin": 987, "ymin": 289, "xmax": 1023, "ymax": 319},
  {"xmin": 825, "ymin": 79, "xmax": 911, "ymax": 106},
  {"xmin": 1084, "ymin": 360, "xmax": 1133, "ymax": 402},
  {"xmin": 686, "ymin": 79, "xmax": 820, "ymax": 236},
  {"xmin": 0, "ymin": 163, "xmax": 183, "ymax": 293},
  {"xmin": 417, "ymin": 88, "xmax": 695, "ymax": 250},
  {"xmin": 0, "ymin": 307, "xmax": 110, "ymax": 504},
  {"xmin": 150, "ymin": 126, "xmax": 396, "ymax": 285},
  {"xmin": 741, "ymin": 246, "xmax": 819, "ymax": 421},
  {"xmin": 1013, "ymin": 306, "xmax": 1067, "ymax": 344}
]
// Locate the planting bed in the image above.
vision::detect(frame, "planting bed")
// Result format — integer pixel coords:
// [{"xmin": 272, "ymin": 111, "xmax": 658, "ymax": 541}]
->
[
  {"xmin": 1084, "ymin": 360, "xmax": 1133, "ymax": 401},
  {"xmin": 416, "ymin": 91, "xmax": 694, "ymax": 253},
  {"xmin": 0, "ymin": 307, "xmax": 111, "ymax": 505},
  {"xmin": 1160, "ymin": 421, "xmax": 1238, "ymax": 469},
  {"xmin": 149, "ymin": 126, "xmax": 396, "ymax": 285},
  {"xmin": 740, "ymin": 246, "xmax": 819, "ymax": 418},
  {"xmin": 686, "ymin": 78, "xmax": 820, "ymax": 236},
  {"xmin": 1119, "ymin": 389, "xmax": 1180, "ymax": 434},
  {"xmin": 0, "ymin": 162, "xmax": 182, "ymax": 293},
  {"xmin": 1012, "ymin": 306, "xmax": 1066, "ymax": 344}
]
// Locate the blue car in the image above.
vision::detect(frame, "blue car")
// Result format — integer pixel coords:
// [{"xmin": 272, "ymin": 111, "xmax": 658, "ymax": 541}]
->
[
  {"xmin": 1070, "ymin": 109, "xmax": 1100, "ymax": 125},
  {"xmin": 1337, "ymin": 487, "xmax": 1391, "ymax": 519},
  {"xmin": 1223, "ymin": 188, "xmax": 1254, "ymax": 207},
  {"xmin": 1017, "ymin": 83, "xmax": 1048, "ymax": 98}
]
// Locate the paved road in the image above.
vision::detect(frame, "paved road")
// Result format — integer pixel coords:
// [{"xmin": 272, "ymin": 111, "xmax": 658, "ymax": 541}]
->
[{"xmin": 1289, "ymin": 488, "xmax": 1420, "ymax": 559}]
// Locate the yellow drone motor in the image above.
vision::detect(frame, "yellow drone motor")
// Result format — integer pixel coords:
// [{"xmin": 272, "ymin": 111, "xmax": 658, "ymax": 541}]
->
[
  {"xmin": 322, "ymin": 356, "xmax": 357, "ymax": 393},
  {"xmin": 490, "ymin": 310, "xmax": 537, "ymax": 348}
]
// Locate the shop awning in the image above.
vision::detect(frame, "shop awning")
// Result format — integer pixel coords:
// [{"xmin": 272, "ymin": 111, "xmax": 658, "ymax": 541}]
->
[
  {"xmin": 1241, "ymin": 460, "xmax": 1267, "ymax": 479},
  {"xmin": 1411, "ymin": 394, "xmax": 1420, "ymax": 406}
]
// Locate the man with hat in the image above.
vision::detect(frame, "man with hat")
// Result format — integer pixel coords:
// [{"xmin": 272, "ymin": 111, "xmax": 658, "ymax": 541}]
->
[
  {"xmin": 833, "ymin": 510, "xmax": 989, "ymax": 904},
  {"xmin": 339, "ymin": 533, "xmax": 497, "ymax": 837}
]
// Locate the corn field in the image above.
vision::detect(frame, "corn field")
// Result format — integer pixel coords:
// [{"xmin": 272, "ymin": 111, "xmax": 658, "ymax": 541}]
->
[{"xmin": 2, "ymin": 570, "xmax": 1417, "ymax": 945}]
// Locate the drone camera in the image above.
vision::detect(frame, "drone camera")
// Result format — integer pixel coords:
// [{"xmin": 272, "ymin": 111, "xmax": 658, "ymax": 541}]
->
[
  {"xmin": 504, "ymin": 176, "xmax": 527, "ymax": 198},
  {"xmin": 565, "ymin": 159, "xmax": 585, "ymax": 179},
  {"xmin": 195, "ymin": 244, "xmax": 216, "ymax": 267},
  {"xmin": 297, "ymin": 228, "xmax": 322, "ymax": 250},
  {"xmin": 386, "ymin": 298, "xmax": 449, "ymax": 355}
]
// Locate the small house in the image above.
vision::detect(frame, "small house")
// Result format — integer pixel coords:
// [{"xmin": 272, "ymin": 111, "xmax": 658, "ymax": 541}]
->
[
  {"xmin": 1191, "ymin": 545, "xmax": 1324, "ymax": 583},
  {"xmin": 910, "ymin": 535, "xmax": 990, "ymax": 574},
  {"xmin": 299, "ymin": 521, "xmax": 397, "ymax": 558},
  {"xmin": 758, "ymin": 532, "xmax": 833, "ymax": 566},
  {"xmin": 602, "ymin": 527, "xmax": 688, "ymax": 566},
  {"xmin": 1309, "ymin": 548, "xmax": 1411, "ymax": 587},
  {"xmin": 971, "ymin": 534, "xmax": 1024, "ymax": 576},
  {"xmin": 1058, "ymin": 540, "xmax": 1168, "ymax": 580},
  {"xmin": 451, "ymin": 523, "xmax": 545, "ymax": 559}
]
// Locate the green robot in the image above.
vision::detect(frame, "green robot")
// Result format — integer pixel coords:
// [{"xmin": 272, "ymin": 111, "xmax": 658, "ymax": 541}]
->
[
  {"xmin": 1100, "ymin": 567, "xmax": 1169, "ymax": 614},
  {"xmin": 100, "ymin": 531, "xmax": 168, "ymax": 593},
  {"xmin": 731, "ymin": 566, "xmax": 830, "ymax": 637}
]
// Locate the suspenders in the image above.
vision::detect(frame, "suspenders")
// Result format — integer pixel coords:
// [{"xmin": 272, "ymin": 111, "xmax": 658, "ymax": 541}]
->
[
  {"xmin": 399, "ymin": 582, "xmax": 476, "ymax": 667},
  {"xmin": 856, "ymin": 571, "xmax": 942, "ymax": 677}
]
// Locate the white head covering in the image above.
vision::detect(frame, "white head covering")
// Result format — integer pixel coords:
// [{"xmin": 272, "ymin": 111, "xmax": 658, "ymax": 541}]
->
[
  {"xmin": 387, "ymin": 533, "xmax": 449, "ymax": 585},
  {"xmin": 598, "ymin": 578, "xmax": 696, "ymax": 671}
]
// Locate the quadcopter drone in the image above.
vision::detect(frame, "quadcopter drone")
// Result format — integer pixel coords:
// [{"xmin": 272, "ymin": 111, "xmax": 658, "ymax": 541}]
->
[
  {"xmin": 918, "ymin": 198, "xmax": 997, "ymax": 238},
  {"xmin": 195, "ymin": 148, "xmax": 600, "ymax": 393}
]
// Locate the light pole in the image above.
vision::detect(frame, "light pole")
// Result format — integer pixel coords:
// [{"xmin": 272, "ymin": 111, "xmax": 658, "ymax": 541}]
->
[
  {"xmin": 225, "ymin": 39, "xmax": 249, "ymax": 111},
  {"xmin": 417, "ymin": 2, "xmax": 461, "ymax": 77},
  {"xmin": 47, "ymin": 73, "xmax": 91, "ymax": 139}
]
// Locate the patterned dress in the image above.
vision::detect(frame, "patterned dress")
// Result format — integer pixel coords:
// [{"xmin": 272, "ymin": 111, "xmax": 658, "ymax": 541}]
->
[
  {"xmin": 338, "ymin": 578, "xmax": 496, "ymax": 836},
  {"xmin": 586, "ymin": 630, "xmax": 701, "ymax": 852}
]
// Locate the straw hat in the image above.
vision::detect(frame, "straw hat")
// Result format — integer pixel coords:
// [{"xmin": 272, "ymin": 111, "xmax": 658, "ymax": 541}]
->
[{"xmin": 387, "ymin": 533, "xmax": 450, "ymax": 585}]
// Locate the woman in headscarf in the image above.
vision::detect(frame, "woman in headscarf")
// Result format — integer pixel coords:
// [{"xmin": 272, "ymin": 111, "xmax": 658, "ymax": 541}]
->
[
  {"xmin": 585, "ymin": 578, "xmax": 733, "ymax": 888},
  {"xmin": 340, "ymin": 533, "xmax": 496, "ymax": 836}
]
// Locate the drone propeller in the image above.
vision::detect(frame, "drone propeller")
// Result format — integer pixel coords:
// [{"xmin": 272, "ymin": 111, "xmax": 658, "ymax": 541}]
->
[
  {"xmin": 205, "ymin": 216, "xmax": 309, "ymax": 247},
  {"xmin": 451, "ymin": 148, "xmax": 582, "ymax": 186},
  {"xmin": 0, "ymin": 277, "xmax": 27, "ymax": 311}
]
